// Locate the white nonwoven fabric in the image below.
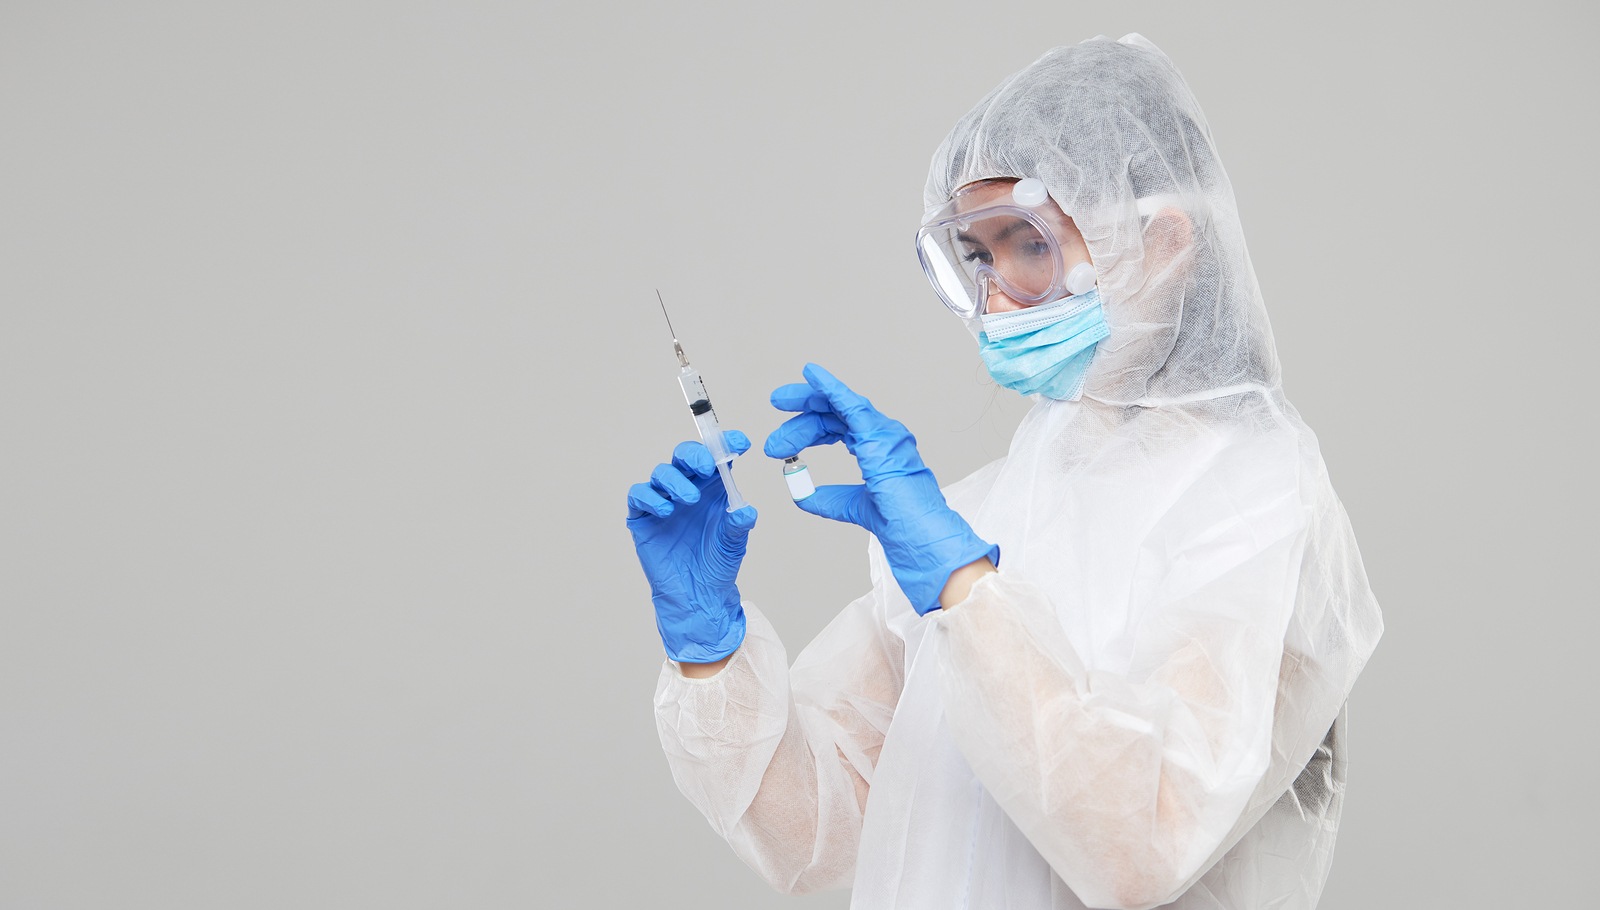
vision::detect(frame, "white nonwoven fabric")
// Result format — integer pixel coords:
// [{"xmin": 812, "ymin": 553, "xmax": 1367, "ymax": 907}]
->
[{"xmin": 654, "ymin": 33, "xmax": 1382, "ymax": 910}]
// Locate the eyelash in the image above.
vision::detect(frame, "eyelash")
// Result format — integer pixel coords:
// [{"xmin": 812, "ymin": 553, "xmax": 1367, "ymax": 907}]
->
[{"xmin": 963, "ymin": 243, "xmax": 1047, "ymax": 264}]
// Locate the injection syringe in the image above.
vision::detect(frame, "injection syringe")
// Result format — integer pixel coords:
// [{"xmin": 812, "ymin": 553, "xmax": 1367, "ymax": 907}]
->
[{"xmin": 658, "ymin": 293, "xmax": 749, "ymax": 512}]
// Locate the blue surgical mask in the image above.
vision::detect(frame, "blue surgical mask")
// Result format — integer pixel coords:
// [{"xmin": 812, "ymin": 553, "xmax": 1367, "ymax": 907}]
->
[{"xmin": 978, "ymin": 289, "xmax": 1110, "ymax": 400}]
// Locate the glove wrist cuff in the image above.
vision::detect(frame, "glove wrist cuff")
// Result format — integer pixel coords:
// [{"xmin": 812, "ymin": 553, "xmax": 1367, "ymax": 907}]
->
[
  {"xmin": 662, "ymin": 601, "xmax": 747, "ymax": 663},
  {"xmin": 908, "ymin": 538, "xmax": 1000, "ymax": 616}
]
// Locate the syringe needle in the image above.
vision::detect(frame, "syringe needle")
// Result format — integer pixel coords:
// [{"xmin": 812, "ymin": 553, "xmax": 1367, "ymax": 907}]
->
[
  {"xmin": 656, "ymin": 288, "xmax": 675, "ymax": 339},
  {"xmin": 657, "ymin": 289, "xmax": 687, "ymax": 366}
]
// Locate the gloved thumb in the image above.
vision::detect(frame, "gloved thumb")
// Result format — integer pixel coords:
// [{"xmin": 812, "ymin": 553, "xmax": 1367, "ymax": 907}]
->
[
  {"xmin": 716, "ymin": 504, "xmax": 758, "ymax": 551},
  {"xmin": 796, "ymin": 484, "xmax": 868, "ymax": 527}
]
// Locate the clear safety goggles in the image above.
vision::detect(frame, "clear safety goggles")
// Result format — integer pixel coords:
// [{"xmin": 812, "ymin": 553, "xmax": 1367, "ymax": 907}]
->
[{"xmin": 916, "ymin": 178, "xmax": 1094, "ymax": 319}]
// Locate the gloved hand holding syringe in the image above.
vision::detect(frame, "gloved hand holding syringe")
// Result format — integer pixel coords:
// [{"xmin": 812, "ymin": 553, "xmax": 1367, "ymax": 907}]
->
[{"xmin": 657, "ymin": 290, "xmax": 749, "ymax": 512}]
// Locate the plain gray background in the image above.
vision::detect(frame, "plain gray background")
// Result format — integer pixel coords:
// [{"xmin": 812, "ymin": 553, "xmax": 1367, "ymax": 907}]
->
[{"xmin": 3, "ymin": 1, "xmax": 1595, "ymax": 907}]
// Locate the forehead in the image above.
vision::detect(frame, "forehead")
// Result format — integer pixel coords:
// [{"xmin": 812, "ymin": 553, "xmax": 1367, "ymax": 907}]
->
[
  {"xmin": 952, "ymin": 179, "xmax": 1018, "ymax": 213},
  {"xmin": 949, "ymin": 179, "xmax": 1084, "ymax": 248}
]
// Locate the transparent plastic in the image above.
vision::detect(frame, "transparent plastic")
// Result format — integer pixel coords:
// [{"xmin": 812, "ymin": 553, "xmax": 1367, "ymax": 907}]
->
[
  {"xmin": 916, "ymin": 185, "xmax": 1068, "ymax": 318},
  {"xmin": 676, "ymin": 364, "xmax": 748, "ymax": 512}
]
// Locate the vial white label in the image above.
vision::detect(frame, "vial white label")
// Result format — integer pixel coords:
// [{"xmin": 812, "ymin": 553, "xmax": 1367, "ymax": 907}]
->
[{"xmin": 784, "ymin": 466, "xmax": 816, "ymax": 501}]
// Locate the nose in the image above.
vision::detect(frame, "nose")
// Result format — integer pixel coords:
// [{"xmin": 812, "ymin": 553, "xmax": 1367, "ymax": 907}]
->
[{"xmin": 985, "ymin": 285, "xmax": 1025, "ymax": 315}]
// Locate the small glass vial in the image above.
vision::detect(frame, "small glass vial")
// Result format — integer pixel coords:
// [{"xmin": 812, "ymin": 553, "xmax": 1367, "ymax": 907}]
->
[{"xmin": 782, "ymin": 455, "xmax": 815, "ymax": 501}]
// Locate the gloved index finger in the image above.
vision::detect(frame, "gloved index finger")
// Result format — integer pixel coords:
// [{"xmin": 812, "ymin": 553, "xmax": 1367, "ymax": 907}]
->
[
  {"xmin": 723, "ymin": 429, "xmax": 752, "ymax": 457},
  {"xmin": 770, "ymin": 382, "xmax": 831, "ymax": 413},
  {"xmin": 672, "ymin": 431, "xmax": 750, "ymax": 480},
  {"xmin": 802, "ymin": 363, "xmax": 878, "ymax": 429},
  {"xmin": 764, "ymin": 410, "xmax": 848, "ymax": 459}
]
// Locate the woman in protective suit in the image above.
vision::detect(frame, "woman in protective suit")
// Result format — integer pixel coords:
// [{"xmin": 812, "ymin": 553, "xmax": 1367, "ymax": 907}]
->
[{"xmin": 626, "ymin": 34, "xmax": 1383, "ymax": 910}]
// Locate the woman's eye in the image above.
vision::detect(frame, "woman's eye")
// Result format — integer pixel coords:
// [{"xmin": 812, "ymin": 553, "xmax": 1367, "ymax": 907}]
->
[
  {"xmin": 961, "ymin": 249, "xmax": 992, "ymax": 265},
  {"xmin": 1025, "ymin": 240, "xmax": 1051, "ymax": 257}
]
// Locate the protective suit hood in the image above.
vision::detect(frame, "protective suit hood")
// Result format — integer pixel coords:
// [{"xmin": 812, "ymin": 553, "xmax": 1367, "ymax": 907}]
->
[{"xmin": 927, "ymin": 34, "xmax": 1278, "ymax": 407}]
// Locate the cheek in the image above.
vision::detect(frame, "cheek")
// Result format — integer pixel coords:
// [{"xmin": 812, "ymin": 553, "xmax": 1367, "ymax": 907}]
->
[{"xmin": 985, "ymin": 290, "xmax": 1027, "ymax": 314}]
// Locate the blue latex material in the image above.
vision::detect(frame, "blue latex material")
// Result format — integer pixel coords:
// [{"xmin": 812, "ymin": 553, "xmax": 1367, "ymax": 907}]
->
[
  {"xmin": 764, "ymin": 364, "xmax": 999, "ymax": 616},
  {"xmin": 626, "ymin": 433, "xmax": 757, "ymax": 663}
]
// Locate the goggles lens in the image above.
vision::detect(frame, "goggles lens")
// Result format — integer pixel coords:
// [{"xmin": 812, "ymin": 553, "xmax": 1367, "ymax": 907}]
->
[{"xmin": 917, "ymin": 205, "xmax": 1064, "ymax": 317}]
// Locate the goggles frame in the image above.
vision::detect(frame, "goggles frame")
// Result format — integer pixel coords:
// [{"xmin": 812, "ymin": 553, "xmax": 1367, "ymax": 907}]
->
[
  {"xmin": 916, "ymin": 178, "xmax": 1077, "ymax": 319},
  {"xmin": 918, "ymin": 180, "xmax": 1194, "ymax": 319}
]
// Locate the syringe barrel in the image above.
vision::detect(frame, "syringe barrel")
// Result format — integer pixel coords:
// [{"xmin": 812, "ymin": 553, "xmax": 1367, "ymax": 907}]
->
[
  {"xmin": 677, "ymin": 363, "xmax": 745, "ymax": 510},
  {"xmin": 716, "ymin": 460, "xmax": 749, "ymax": 512},
  {"xmin": 680, "ymin": 365, "xmax": 733, "ymax": 465},
  {"xmin": 694, "ymin": 410, "xmax": 735, "ymax": 465},
  {"xmin": 677, "ymin": 365, "xmax": 709, "ymax": 408}
]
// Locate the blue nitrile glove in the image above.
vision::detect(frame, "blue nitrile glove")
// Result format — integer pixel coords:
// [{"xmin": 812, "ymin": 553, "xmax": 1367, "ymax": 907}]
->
[
  {"xmin": 764, "ymin": 364, "xmax": 998, "ymax": 615},
  {"xmin": 626, "ymin": 432, "xmax": 758, "ymax": 663}
]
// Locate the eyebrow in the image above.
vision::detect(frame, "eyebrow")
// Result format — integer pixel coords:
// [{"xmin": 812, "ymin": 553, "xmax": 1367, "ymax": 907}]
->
[{"xmin": 955, "ymin": 218, "xmax": 1035, "ymax": 246}]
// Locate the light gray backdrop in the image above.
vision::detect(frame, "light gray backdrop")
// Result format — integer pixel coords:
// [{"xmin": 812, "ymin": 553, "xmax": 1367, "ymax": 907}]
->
[{"xmin": 3, "ymin": 1, "xmax": 1594, "ymax": 907}]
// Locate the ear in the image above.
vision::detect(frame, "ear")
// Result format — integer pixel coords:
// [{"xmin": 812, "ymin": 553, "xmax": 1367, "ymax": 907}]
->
[
  {"xmin": 1142, "ymin": 206, "xmax": 1194, "ymax": 281},
  {"xmin": 1144, "ymin": 206, "xmax": 1192, "ymax": 258}
]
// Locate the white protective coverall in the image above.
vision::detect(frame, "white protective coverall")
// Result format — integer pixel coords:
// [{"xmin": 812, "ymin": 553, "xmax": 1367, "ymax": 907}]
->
[{"xmin": 654, "ymin": 34, "xmax": 1384, "ymax": 910}]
